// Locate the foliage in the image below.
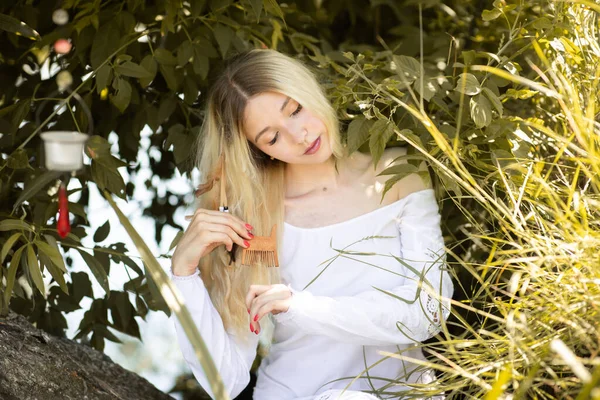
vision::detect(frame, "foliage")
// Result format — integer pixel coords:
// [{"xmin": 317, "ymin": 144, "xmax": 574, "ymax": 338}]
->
[{"xmin": 0, "ymin": 0, "xmax": 599, "ymax": 399}]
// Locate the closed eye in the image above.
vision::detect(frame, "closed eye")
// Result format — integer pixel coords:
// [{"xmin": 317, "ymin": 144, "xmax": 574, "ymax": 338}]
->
[
  {"xmin": 291, "ymin": 104, "xmax": 302, "ymax": 116},
  {"xmin": 268, "ymin": 132, "xmax": 279, "ymax": 146}
]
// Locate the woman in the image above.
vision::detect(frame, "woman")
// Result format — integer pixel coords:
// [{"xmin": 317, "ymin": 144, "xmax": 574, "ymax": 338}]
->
[{"xmin": 170, "ymin": 49, "xmax": 453, "ymax": 400}]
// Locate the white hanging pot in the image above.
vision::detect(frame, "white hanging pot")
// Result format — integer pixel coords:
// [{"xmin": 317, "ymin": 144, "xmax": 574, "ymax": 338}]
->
[
  {"xmin": 40, "ymin": 131, "xmax": 89, "ymax": 171},
  {"xmin": 37, "ymin": 88, "xmax": 93, "ymax": 172}
]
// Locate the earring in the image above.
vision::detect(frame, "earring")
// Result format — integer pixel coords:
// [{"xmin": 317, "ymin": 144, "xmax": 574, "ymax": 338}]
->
[{"xmin": 270, "ymin": 156, "xmax": 275, "ymax": 160}]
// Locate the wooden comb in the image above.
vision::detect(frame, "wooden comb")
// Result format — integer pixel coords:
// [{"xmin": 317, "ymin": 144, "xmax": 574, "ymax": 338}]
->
[
  {"xmin": 216, "ymin": 144, "xmax": 279, "ymax": 267},
  {"xmin": 241, "ymin": 224, "xmax": 279, "ymax": 267}
]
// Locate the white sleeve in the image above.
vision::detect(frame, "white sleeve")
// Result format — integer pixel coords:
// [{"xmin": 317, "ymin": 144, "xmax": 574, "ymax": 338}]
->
[
  {"xmin": 170, "ymin": 270, "xmax": 259, "ymax": 399},
  {"xmin": 274, "ymin": 189, "xmax": 453, "ymax": 346}
]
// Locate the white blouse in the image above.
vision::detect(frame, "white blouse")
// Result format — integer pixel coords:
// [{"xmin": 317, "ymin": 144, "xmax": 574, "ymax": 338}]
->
[{"xmin": 171, "ymin": 188, "xmax": 453, "ymax": 400}]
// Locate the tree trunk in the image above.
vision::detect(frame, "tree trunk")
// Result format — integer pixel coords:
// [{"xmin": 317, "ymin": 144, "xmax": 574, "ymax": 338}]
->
[{"xmin": 0, "ymin": 311, "xmax": 173, "ymax": 400}]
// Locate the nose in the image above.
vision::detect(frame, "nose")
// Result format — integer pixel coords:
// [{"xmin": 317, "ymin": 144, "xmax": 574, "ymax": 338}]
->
[{"xmin": 289, "ymin": 122, "xmax": 309, "ymax": 145}]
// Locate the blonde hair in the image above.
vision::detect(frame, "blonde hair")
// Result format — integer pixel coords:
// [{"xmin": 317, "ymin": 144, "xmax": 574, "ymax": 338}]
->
[{"xmin": 194, "ymin": 49, "xmax": 345, "ymax": 339}]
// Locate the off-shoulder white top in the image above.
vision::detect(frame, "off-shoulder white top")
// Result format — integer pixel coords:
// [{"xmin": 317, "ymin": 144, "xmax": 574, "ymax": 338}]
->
[{"xmin": 171, "ymin": 188, "xmax": 453, "ymax": 400}]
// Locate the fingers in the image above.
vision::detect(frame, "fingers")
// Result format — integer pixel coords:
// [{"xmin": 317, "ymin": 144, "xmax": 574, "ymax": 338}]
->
[
  {"xmin": 248, "ymin": 285, "xmax": 292, "ymax": 322},
  {"xmin": 185, "ymin": 209, "xmax": 254, "ymax": 240},
  {"xmin": 250, "ymin": 320, "xmax": 261, "ymax": 335},
  {"xmin": 254, "ymin": 300, "xmax": 287, "ymax": 323},
  {"xmin": 245, "ymin": 284, "xmax": 272, "ymax": 310},
  {"xmin": 199, "ymin": 230, "xmax": 235, "ymax": 252},
  {"xmin": 200, "ymin": 222, "xmax": 250, "ymax": 250}
]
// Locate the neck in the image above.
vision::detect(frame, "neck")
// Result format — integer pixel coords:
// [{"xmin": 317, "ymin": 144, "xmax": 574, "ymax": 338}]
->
[{"xmin": 284, "ymin": 156, "xmax": 340, "ymax": 198}]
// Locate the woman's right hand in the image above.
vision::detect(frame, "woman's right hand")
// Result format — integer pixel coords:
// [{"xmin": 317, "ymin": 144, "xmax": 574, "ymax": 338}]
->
[{"xmin": 171, "ymin": 209, "xmax": 254, "ymax": 276}]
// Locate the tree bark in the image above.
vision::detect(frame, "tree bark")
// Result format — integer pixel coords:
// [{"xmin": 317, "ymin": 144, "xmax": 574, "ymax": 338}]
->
[{"xmin": 0, "ymin": 311, "xmax": 173, "ymax": 400}]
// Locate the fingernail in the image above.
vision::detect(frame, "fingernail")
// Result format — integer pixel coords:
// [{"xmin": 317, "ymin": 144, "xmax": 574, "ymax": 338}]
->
[
  {"xmin": 250, "ymin": 323, "xmax": 254, "ymax": 333},
  {"xmin": 245, "ymin": 224, "xmax": 253, "ymax": 230},
  {"xmin": 253, "ymin": 315, "xmax": 258, "ymax": 322},
  {"xmin": 247, "ymin": 308, "xmax": 250, "ymax": 314},
  {"xmin": 255, "ymin": 330, "xmax": 259, "ymax": 335},
  {"xmin": 248, "ymin": 232, "xmax": 254, "ymax": 238},
  {"xmin": 244, "ymin": 240, "xmax": 250, "ymax": 248}
]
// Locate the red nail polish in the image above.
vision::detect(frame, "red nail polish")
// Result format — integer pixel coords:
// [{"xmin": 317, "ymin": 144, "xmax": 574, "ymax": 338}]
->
[
  {"xmin": 250, "ymin": 323, "xmax": 254, "ymax": 333},
  {"xmin": 245, "ymin": 224, "xmax": 253, "ymax": 230},
  {"xmin": 247, "ymin": 308, "xmax": 250, "ymax": 314},
  {"xmin": 244, "ymin": 240, "xmax": 250, "ymax": 248},
  {"xmin": 248, "ymin": 232, "xmax": 254, "ymax": 238},
  {"xmin": 253, "ymin": 315, "xmax": 258, "ymax": 322}
]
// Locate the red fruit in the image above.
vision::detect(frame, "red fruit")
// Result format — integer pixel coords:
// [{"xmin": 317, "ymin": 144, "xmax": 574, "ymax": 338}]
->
[
  {"xmin": 57, "ymin": 183, "xmax": 70, "ymax": 238},
  {"xmin": 54, "ymin": 39, "xmax": 72, "ymax": 55}
]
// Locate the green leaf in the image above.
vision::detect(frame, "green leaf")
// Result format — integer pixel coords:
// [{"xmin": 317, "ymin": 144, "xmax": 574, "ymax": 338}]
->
[
  {"xmin": 114, "ymin": 61, "xmax": 153, "ymax": 78},
  {"xmin": 0, "ymin": 219, "xmax": 33, "ymax": 232},
  {"xmin": 455, "ymin": 73, "xmax": 482, "ymax": 96},
  {"xmin": 12, "ymin": 170, "xmax": 61, "ymax": 212},
  {"xmin": 158, "ymin": 96, "xmax": 177, "ymax": 123},
  {"xmin": 0, "ymin": 13, "xmax": 40, "ymax": 40},
  {"xmin": 395, "ymin": 128, "xmax": 423, "ymax": 147},
  {"xmin": 121, "ymin": 255, "xmax": 143, "ymax": 276},
  {"xmin": 194, "ymin": 40, "xmax": 219, "ymax": 58},
  {"xmin": 482, "ymin": 9, "xmax": 502, "ymax": 21},
  {"xmin": 532, "ymin": 17, "xmax": 553, "ymax": 30},
  {"xmin": 369, "ymin": 119, "xmax": 395, "ymax": 169},
  {"xmin": 346, "ymin": 116, "xmax": 373, "ymax": 154},
  {"xmin": 377, "ymin": 163, "xmax": 418, "ymax": 177},
  {"xmin": 177, "ymin": 41, "xmax": 194, "ymax": 67},
  {"xmin": 7, "ymin": 148, "xmax": 31, "ymax": 169},
  {"xmin": 39, "ymin": 251, "xmax": 68, "ymax": 294},
  {"xmin": 248, "ymin": 0, "xmax": 263, "ymax": 21},
  {"xmin": 1, "ymin": 232, "xmax": 22, "ymax": 265},
  {"xmin": 91, "ymin": 161, "xmax": 127, "ymax": 198},
  {"xmin": 136, "ymin": 295, "xmax": 148, "ymax": 319},
  {"xmin": 90, "ymin": 22, "xmax": 120, "ymax": 70},
  {"xmin": 71, "ymin": 272, "xmax": 93, "ymax": 302},
  {"xmin": 505, "ymin": 88, "xmax": 538, "ymax": 99},
  {"xmin": 35, "ymin": 238, "xmax": 67, "ymax": 273},
  {"xmin": 110, "ymin": 78, "xmax": 132, "ymax": 113},
  {"xmin": 183, "ymin": 76, "xmax": 199, "ymax": 104},
  {"xmin": 159, "ymin": 65, "xmax": 180, "ymax": 91},
  {"xmin": 393, "ymin": 55, "xmax": 421, "ymax": 83},
  {"xmin": 154, "ymin": 48, "xmax": 178, "ymax": 66},
  {"xmin": 483, "ymin": 87, "xmax": 503, "ymax": 117},
  {"xmin": 96, "ymin": 65, "xmax": 113, "ymax": 93},
  {"xmin": 26, "ymin": 245, "xmax": 45, "ymax": 295},
  {"xmin": 77, "ymin": 249, "xmax": 110, "ymax": 295},
  {"xmin": 192, "ymin": 47, "xmax": 209, "ymax": 79},
  {"xmin": 381, "ymin": 174, "xmax": 403, "ymax": 199},
  {"xmin": 85, "ymin": 135, "xmax": 112, "ymax": 158},
  {"xmin": 94, "ymin": 220, "xmax": 110, "ymax": 243},
  {"xmin": 413, "ymin": 78, "xmax": 437, "ymax": 102},
  {"xmin": 470, "ymin": 93, "xmax": 493, "ymax": 128},
  {"xmin": 139, "ymin": 55, "xmax": 157, "ymax": 88},
  {"xmin": 264, "ymin": 0, "xmax": 284, "ymax": 20},
  {"xmin": 213, "ymin": 24, "xmax": 234, "ymax": 58},
  {"xmin": 491, "ymin": 149, "xmax": 515, "ymax": 169},
  {"xmin": 3, "ymin": 245, "xmax": 25, "ymax": 310}
]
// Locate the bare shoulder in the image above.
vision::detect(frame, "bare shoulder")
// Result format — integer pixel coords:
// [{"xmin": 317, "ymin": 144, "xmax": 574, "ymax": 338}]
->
[{"xmin": 375, "ymin": 147, "xmax": 432, "ymax": 201}]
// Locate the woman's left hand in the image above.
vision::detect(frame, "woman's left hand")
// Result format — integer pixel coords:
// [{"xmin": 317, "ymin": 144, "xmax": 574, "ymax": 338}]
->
[{"xmin": 246, "ymin": 284, "xmax": 292, "ymax": 334}]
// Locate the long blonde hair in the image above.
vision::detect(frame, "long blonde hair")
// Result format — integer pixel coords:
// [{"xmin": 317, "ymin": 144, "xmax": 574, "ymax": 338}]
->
[{"xmin": 194, "ymin": 49, "xmax": 345, "ymax": 338}]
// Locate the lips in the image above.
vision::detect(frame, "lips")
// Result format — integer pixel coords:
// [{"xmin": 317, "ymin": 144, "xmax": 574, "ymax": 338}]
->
[{"xmin": 304, "ymin": 136, "xmax": 321, "ymax": 155}]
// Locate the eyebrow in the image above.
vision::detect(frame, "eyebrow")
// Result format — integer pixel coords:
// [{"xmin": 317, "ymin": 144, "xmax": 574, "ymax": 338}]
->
[{"xmin": 254, "ymin": 97, "xmax": 291, "ymax": 144}]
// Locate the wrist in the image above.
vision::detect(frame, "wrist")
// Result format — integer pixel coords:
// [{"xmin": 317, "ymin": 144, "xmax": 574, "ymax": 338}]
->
[{"xmin": 171, "ymin": 264, "xmax": 198, "ymax": 277}]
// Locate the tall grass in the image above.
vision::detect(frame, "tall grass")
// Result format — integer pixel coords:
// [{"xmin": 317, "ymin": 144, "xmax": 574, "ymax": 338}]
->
[{"xmin": 339, "ymin": 2, "xmax": 600, "ymax": 399}]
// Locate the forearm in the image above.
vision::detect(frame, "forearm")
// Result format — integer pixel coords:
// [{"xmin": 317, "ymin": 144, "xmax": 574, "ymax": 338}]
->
[{"xmin": 170, "ymin": 270, "xmax": 258, "ymax": 399}]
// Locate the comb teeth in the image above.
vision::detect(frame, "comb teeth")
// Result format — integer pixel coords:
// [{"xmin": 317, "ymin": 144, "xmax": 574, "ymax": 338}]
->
[
  {"xmin": 241, "ymin": 249, "xmax": 279, "ymax": 267},
  {"xmin": 241, "ymin": 225, "xmax": 279, "ymax": 267}
]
